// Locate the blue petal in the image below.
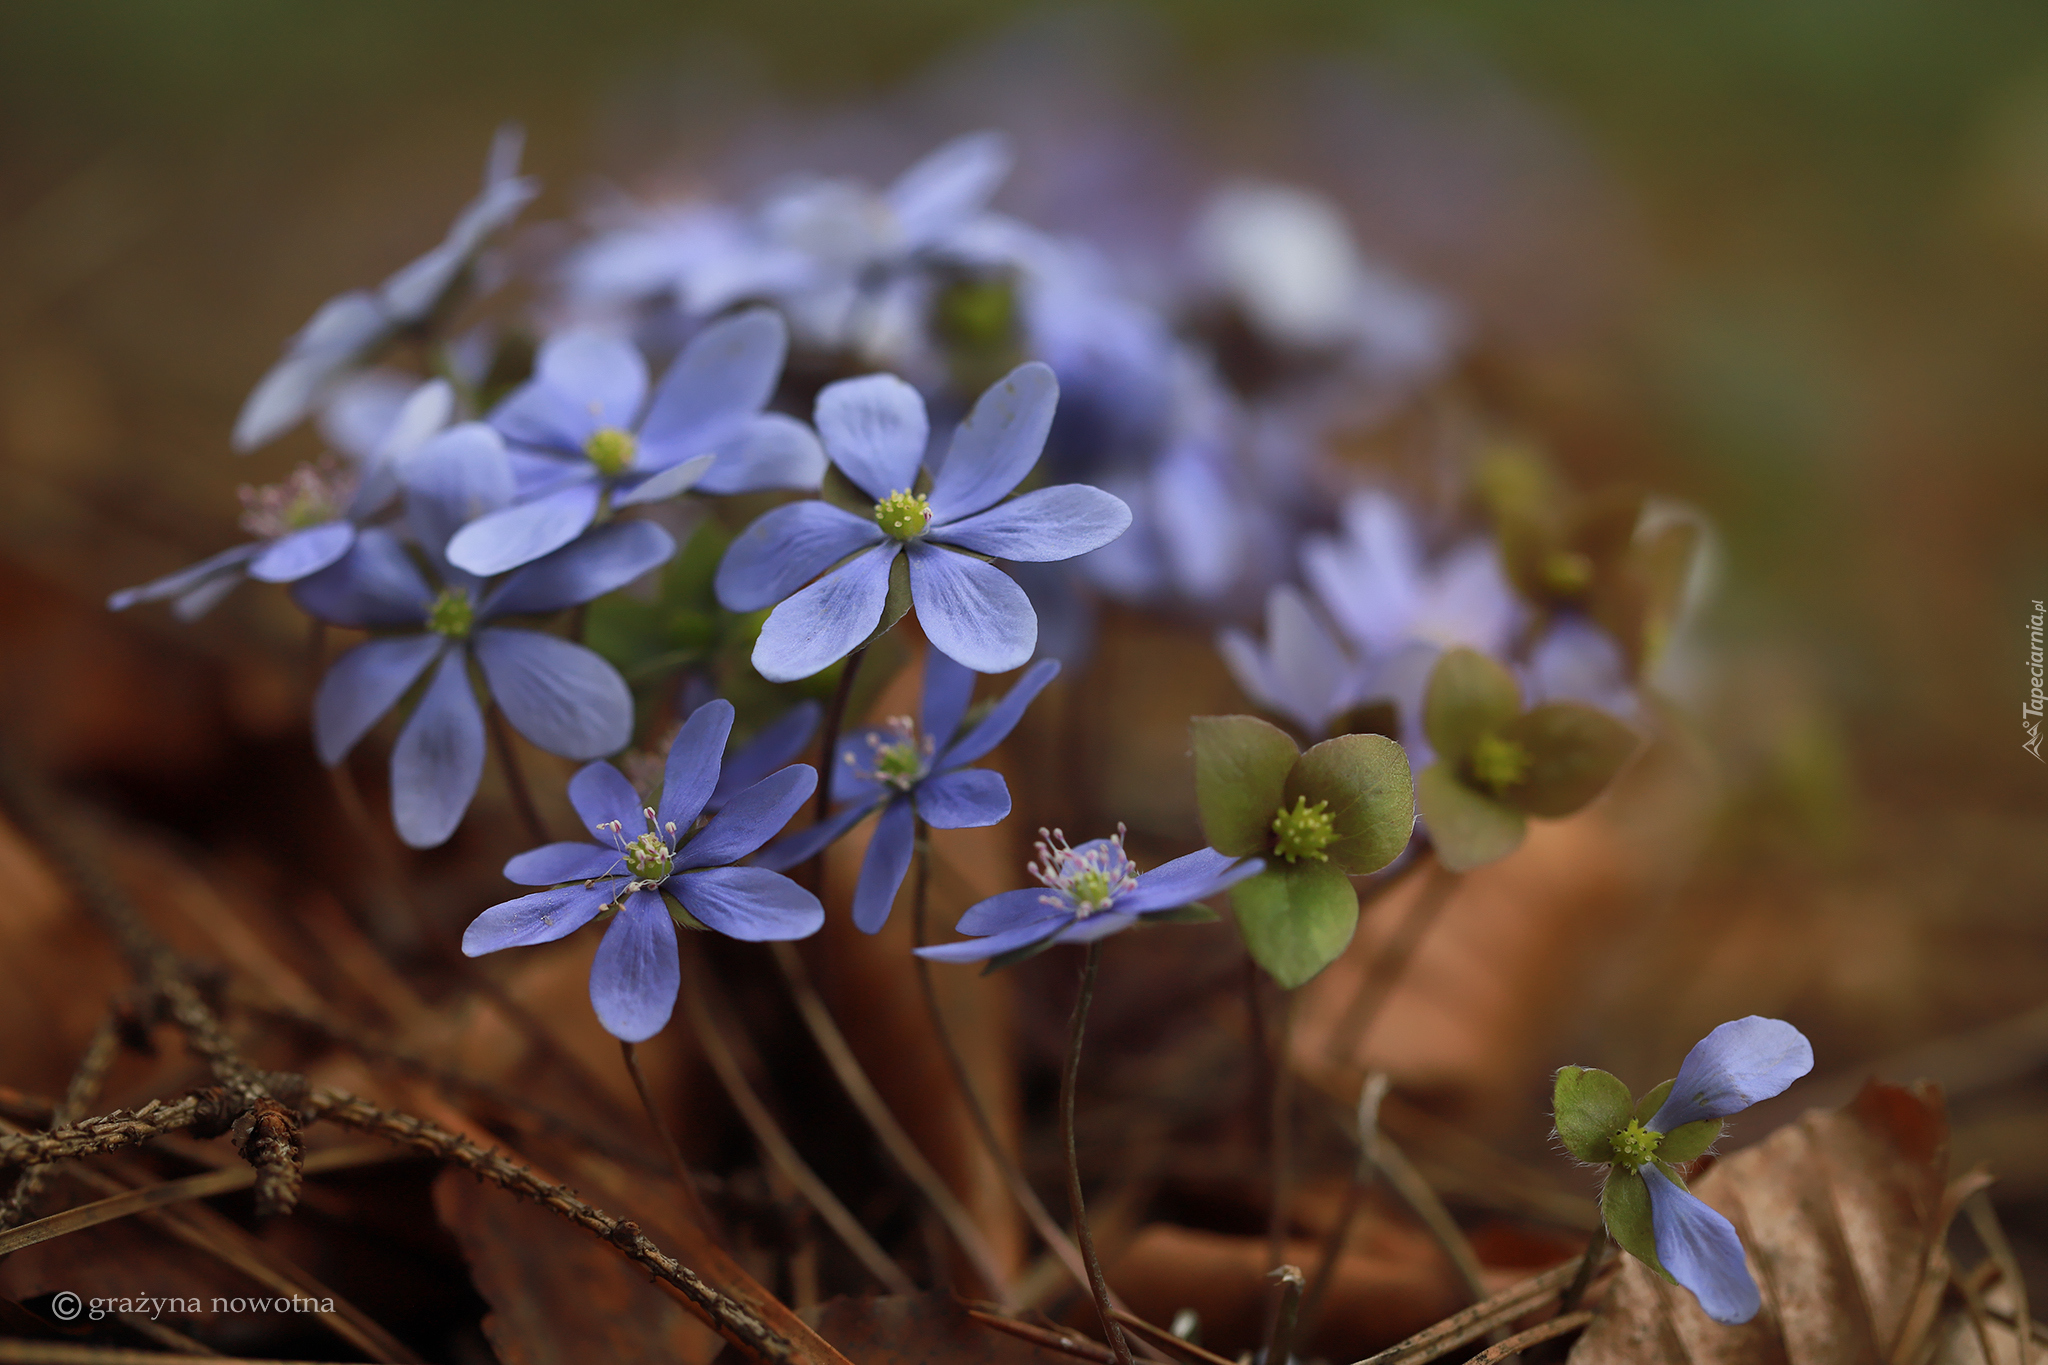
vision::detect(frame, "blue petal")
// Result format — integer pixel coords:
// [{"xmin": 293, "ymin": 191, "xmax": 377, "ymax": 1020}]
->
[
  {"xmin": 638, "ymin": 307, "xmax": 785, "ymax": 456},
  {"xmin": 750, "ymin": 798, "xmax": 879, "ymax": 873},
  {"xmin": 672, "ymin": 866, "xmax": 824, "ymax": 942},
  {"xmin": 919, "ymin": 648, "xmax": 978, "ymax": 750},
  {"xmin": 1650, "ymin": 1017, "xmax": 1814, "ymax": 1131},
  {"xmin": 1055, "ymin": 912, "xmax": 1137, "ymax": 944},
  {"xmin": 1117, "ymin": 848, "xmax": 1264, "ymax": 916},
  {"xmin": 677, "ymin": 765, "xmax": 816, "ymax": 869},
  {"xmin": 752, "ymin": 543, "xmax": 900, "ymax": 683},
  {"xmin": 109, "ymin": 542, "xmax": 261, "ymax": 612},
  {"xmin": 907, "ymin": 543, "xmax": 1036, "ymax": 676},
  {"xmin": 710, "ymin": 702, "xmax": 821, "ymax": 811},
  {"xmin": 446, "ymin": 481, "xmax": 603, "ymax": 577},
  {"xmin": 935, "ymin": 657, "xmax": 1059, "ymax": 769},
  {"xmin": 485, "ymin": 520, "xmax": 675, "ymax": 617},
  {"xmin": 568, "ymin": 761, "xmax": 644, "ymax": 839},
  {"xmin": 403, "ymin": 423, "xmax": 516, "ymax": 560},
  {"xmin": 692, "ymin": 413, "xmax": 827, "ymax": 495},
  {"xmin": 462, "ymin": 881, "xmax": 618, "ymax": 954},
  {"xmin": 926, "ymin": 362, "xmax": 1057, "ymax": 523},
  {"xmin": 589, "ymin": 889, "xmax": 679, "ymax": 1042},
  {"xmin": 495, "ymin": 331, "xmax": 649, "ymax": 452},
  {"xmin": 915, "ymin": 911, "xmax": 1071, "ymax": 964},
  {"xmin": 313, "ymin": 634, "xmax": 445, "ymax": 766},
  {"xmin": 715, "ymin": 500, "xmax": 886, "ymax": 613},
  {"xmin": 1640, "ymin": 1165, "xmax": 1761, "ymax": 1325},
  {"xmin": 658, "ymin": 697, "xmax": 735, "ymax": 833},
  {"xmin": 814, "ymin": 373, "xmax": 928, "ymax": 501},
  {"xmin": 249, "ymin": 522, "xmax": 357, "ymax": 583},
  {"xmin": 473, "ymin": 629, "xmax": 633, "ymax": 761},
  {"xmin": 851, "ymin": 797, "xmax": 918, "ymax": 934},
  {"xmin": 233, "ymin": 292, "xmax": 386, "ymax": 452},
  {"xmin": 391, "ymin": 649, "xmax": 487, "ymax": 849},
  {"xmin": 290, "ymin": 527, "xmax": 432, "ymax": 629},
  {"xmin": 612, "ymin": 453, "xmax": 714, "ymax": 507},
  {"xmin": 912, "ymin": 767, "xmax": 1010, "ymax": 830},
  {"xmin": 933, "ymin": 484, "xmax": 1131, "ymax": 563},
  {"xmin": 886, "ymin": 130, "xmax": 1012, "ymax": 247},
  {"xmin": 957, "ymin": 887, "xmax": 1067, "ymax": 935},
  {"xmin": 503, "ymin": 841, "xmax": 624, "ymax": 886}
]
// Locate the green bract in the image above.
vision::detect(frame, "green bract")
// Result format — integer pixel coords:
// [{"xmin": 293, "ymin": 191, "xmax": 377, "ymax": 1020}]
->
[
  {"xmin": 1415, "ymin": 648, "xmax": 1638, "ymax": 872},
  {"xmin": 1191, "ymin": 715, "xmax": 1414, "ymax": 989},
  {"xmin": 1552, "ymin": 1063, "xmax": 1724, "ymax": 1284}
]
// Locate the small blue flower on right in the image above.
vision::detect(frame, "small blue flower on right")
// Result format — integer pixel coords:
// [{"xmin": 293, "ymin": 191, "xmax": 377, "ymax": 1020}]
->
[{"xmin": 1552, "ymin": 1016, "xmax": 1814, "ymax": 1324}]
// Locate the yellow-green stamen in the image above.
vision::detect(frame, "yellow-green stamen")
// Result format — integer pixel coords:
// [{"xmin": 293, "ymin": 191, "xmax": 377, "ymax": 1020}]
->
[
  {"xmin": 1542, "ymin": 549, "xmax": 1594, "ymax": 596},
  {"xmin": 427, "ymin": 587, "xmax": 475, "ymax": 640},
  {"xmin": 1270, "ymin": 795, "xmax": 1336, "ymax": 863},
  {"xmin": 1610, "ymin": 1118, "xmax": 1662, "ymax": 1170},
  {"xmin": 874, "ymin": 489, "xmax": 932, "ymax": 541},
  {"xmin": 585, "ymin": 426, "xmax": 638, "ymax": 477},
  {"xmin": 1468, "ymin": 733, "xmax": 1532, "ymax": 796}
]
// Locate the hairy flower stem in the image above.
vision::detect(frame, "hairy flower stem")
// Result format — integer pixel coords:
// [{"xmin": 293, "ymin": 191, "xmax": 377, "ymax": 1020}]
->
[
  {"xmin": 1063, "ymin": 942, "xmax": 1132, "ymax": 1365},
  {"xmin": 486, "ymin": 704, "xmax": 550, "ymax": 848},
  {"xmin": 620, "ymin": 1040, "xmax": 716, "ymax": 1234}
]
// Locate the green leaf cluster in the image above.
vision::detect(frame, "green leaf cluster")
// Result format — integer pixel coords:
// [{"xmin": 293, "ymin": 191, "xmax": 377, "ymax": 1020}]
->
[
  {"xmin": 1552, "ymin": 1065, "xmax": 1723, "ymax": 1282},
  {"xmin": 1191, "ymin": 716, "xmax": 1414, "ymax": 989},
  {"xmin": 1415, "ymin": 649, "xmax": 1638, "ymax": 873}
]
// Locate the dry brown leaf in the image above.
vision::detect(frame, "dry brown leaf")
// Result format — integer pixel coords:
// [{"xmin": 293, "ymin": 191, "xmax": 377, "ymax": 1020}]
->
[
  {"xmin": 804, "ymin": 1291, "xmax": 1086, "ymax": 1363},
  {"xmin": 1570, "ymin": 1079, "xmax": 1971, "ymax": 1364}
]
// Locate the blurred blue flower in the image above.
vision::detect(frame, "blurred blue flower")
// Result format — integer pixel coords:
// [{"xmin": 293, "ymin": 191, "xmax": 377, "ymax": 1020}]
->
[
  {"xmin": 1524, "ymin": 616, "xmax": 1639, "ymax": 720},
  {"xmin": 756, "ymin": 652, "xmax": 1058, "ymax": 932},
  {"xmin": 234, "ymin": 127, "xmax": 537, "ymax": 453},
  {"xmin": 1217, "ymin": 584, "xmax": 1370, "ymax": 740},
  {"xmin": 296, "ymin": 423, "xmax": 668, "ymax": 848},
  {"xmin": 110, "ymin": 379, "xmax": 454, "ymax": 620},
  {"xmin": 915, "ymin": 825, "xmax": 1263, "ymax": 963},
  {"xmin": 461, "ymin": 699, "xmax": 823, "ymax": 1042},
  {"xmin": 716, "ymin": 361, "xmax": 1130, "ymax": 681},
  {"xmin": 448, "ymin": 309, "xmax": 822, "ymax": 576}
]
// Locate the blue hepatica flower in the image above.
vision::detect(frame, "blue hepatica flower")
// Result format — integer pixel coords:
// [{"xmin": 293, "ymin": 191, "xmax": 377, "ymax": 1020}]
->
[
  {"xmin": 110, "ymin": 379, "xmax": 455, "ymax": 621},
  {"xmin": 462, "ymin": 699, "xmax": 823, "ymax": 1042},
  {"xmin": 1217, "ymin": 584, "xmax": 1372, "ymax": 741},
  {"xmin": 448, "ymin": 308, "xmax": 824, "ymax": 577},
  {"xmin": 235, "ymin": 126, "xmax": 537, "ymax": 453},
  {"xmin": 716, "ymin": 361, "xmax": 1131, "ymax": 681},
  {"xmin": 1555, "ymin": 1016, "xmax": 1814, "ymax": 1325},
  {"xmin": 756, "ymin": 651, "xmax": 1058, "ymax": 932},
  {"xmin": 296, "ymin": 423, "xmax": 666, "ymax": 848},
  {"xmin": 915, "ymin": 825, "xmax": 1264, "ymax": 964}
]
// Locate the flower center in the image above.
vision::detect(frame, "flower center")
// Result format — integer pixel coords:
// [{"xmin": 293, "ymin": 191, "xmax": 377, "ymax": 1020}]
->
[
  {"xmin": 1468, "ymin": 733, "xmax": 1532, "ymax": 796},
  {"xmin": 874, "ymin": 489, "xmax": 932, "ymax": 541},
  {"xmin": 1270, "ymin": 796, "xmax": 1336, "ymax": 863},
  {"xmin": 1610, "ymin": 1119, "xmax": 1662, "ymax": 1170},
  {"xmin": 1542, "ymin": 549, "xmax": 1594, "ymax": 596},
  {"xmin": 601, "ymin": 806, "xmax": 678, "ymax": 888},
  {"xmin": 849, "ymin": 716, "xmax": 931, "ymax": 791},
  {"xmin": 585, "ymin": 426, "xmax": 638, "ymax": 477},
  {"xmin": 1030, "ymin": 825, "xmax": 1139, "ymax": 917},
  {"xmin": 427, "ymin": 587, "xmax": 475, "ymax": 639},
  {"xmin": 237, "ymin": 461, "xmax": 355, "ymax": 538}
]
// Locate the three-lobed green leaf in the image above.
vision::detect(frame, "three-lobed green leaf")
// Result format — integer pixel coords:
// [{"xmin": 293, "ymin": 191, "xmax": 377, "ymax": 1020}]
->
[
  {"xmin": 1230, "ymin": 860, "xmax": 1359, "ymax": 990},
  {"xmin": 1285, "ymin": 732, "xmax": 1415, "ymax": 874}
]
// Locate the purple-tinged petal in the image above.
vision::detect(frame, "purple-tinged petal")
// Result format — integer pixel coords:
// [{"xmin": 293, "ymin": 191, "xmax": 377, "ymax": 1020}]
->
[
  {"xmin": 1640, "ymin": 1165, "xmax": 1761, "ymax": 1325},
  {"xmin": 473, "ymin": 629, "xmax": 632, "ymax": 761},
  {"xmin": 887, "ymin": 131, "xmax": 1011, "ymax": 248},
  {"xmin": 914, "ymin": 912, "xmax": 1070, "ymax": 964},
  {"xmin": 503, "ymin": 841, "xmax": 623, "ymax": 886},
  {"xmin": 485, "ymin": 520, "xmax": 675, "ymax": 618},
  {"xmin": 589, "ymin": 890, "xmax": 679, "ymax": 1042},
  {"xmin": 108, "ymin": 542, "xmax": 261, "ymax": 612},
  {"xmin": 750, "ymin": 798, "xmax": 880, "ymax": 873},
  {"xmin": 913, "ymin": 767, "xmax": 1010, "ymax": 830},
  {"xmin": 446, "ymin": 480, "xmax": 604, "ymax": 577},
  {"xmin": 932, "ymin": 484, "xmax": 1131, "ymax": 562},
  {"xmin": 1649, "ymin": 1017, "xmax": 1814, "ymax": 1131},
  {"xmin": 172, "ymin": 570, "xmax": 249, "ymax": 622},
  {"xmin": 752, "ymin": 543, "xmax": 900, "ymax": 683},
  {"xmin": 907, "ymin": 543, "xmax": 1035, "ymax": 676},
  {"xmin": 710, "ymin": 702, "xmax": 821, "ymax": 811},
  {"xmin": 496, "ymin": 331, "xmax": 649, "ymax": 452},
  {"xmin": 658, "ymin": 698, "xmax": 735, "ymax": 833},
  {"xmin": 463, "ymin": 882, "xmax": 617, "ymax": 955},
  {"xmin": 638, "ymin": 307, "xmax": 785, "ymax": 454},
  {"xmin": 569, "ymin": 761, "xmax": 643, "ymax": 838},
  {"xmin": 926, "ymin": 362, "xmax": 1057, "ymax": 522},
  {"xmin": 291, "ymin": 527, "xmax": 432, "ymax": 629},
  {"xmin": 935, "ymin": 658, "xmax": 1059, "ymax": 769},
  {"xmin": 234, "ymin": 291, "xmax": 386, "ymax": 453},
  {"xmin": 390, "ymin": 649, "xmax": 487, "ymax": 849},
  {"xmin": 715, "ymin": 500, "xmax": 886, "ymax": 612},
  {"xmin": 827, "ymin": 732, "xmax": 891, "ymax": 805},
  {"xmin": 1054, "ymin": 912, "xmax": 1138, "ymax": 944},
  {"xmin": 920, "ymin": 649, "xmax": 979, "ymax": 750},
  {"xmin": 851, "ymin": 796, "xmax": 917, "ymax": 934},
  {"xmin": 1116, "ymin": 848, "xmax": 1264, "ymax": 916},
  {"xmin": 313, "ymin": 634, "xmax": 445, "ymax": 766},
  {"xmin": 957, "ymin": 887, "xmax": 1066, "ymax": 936},
  {"xmin": 403, "ymin": 423, "xmax": 516, "ymax": 559},
  {"xmin": 814, "ymin": 373, "xmax": 928, "ymax": 500},
  {"xmin": 692, "ymin": 413, "xmax": 827, "ymax": 495},
  {"xmin": 672, "ymin": 866, "xmax": 824, "ymax": 941},
  {"xmin": 612, "ymin": 453, "xmax": 714, "ymax": 508},
  {"xmin": 249, "ymin": 522, "xmax": 357, "ymax": 583},
  {"xmin": 677, "ymin": 765, "xmax": 816, "ymax": 870}
]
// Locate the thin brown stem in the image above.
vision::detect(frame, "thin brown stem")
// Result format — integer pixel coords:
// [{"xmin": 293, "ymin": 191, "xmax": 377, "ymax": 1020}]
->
[
  {"xmin": 0, "ymin": 1013, "xmax": 123, "ymax": 1228},
  {"xmin": 621, "ymin": 1040, "xmax": 716, "ymax": 1233},
  {"xmin": 1326, "ymin": 857, "xmax": 1459, "ymax": 1066},
  {"xmin": 811, "ymin": 645, "xmax": 868, "ymax": 829},
  {"xmin": 487, "ymin": 704, "xmax": 550, "ymax": 847},
  {"xmin": 1063, "ymin": 942, "xmax": 1131, "ymax": 1365},
  {"xmin": 1556, "ymin": 1222, "xmax": 1607, "ymax": 1315},
  {"xmin": 1458, "ymin": 1310, "xmax": 1594, "ymax": 1364},
  {"xmin": 1265, "ymin": 990, "xmax": 1298, "ymax": 1279},
  {"xmin": 1264, "ymin": 1264, "xmax": 1305, "ymax": 1365}
]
